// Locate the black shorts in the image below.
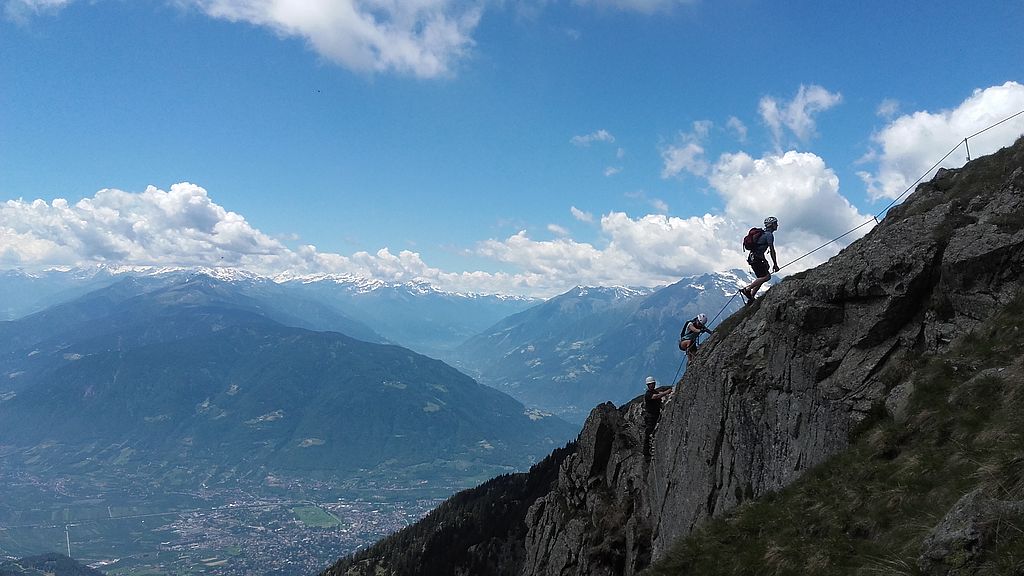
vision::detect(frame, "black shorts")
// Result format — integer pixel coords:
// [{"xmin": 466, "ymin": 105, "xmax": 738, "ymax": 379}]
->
[{"xmin": 750, "ymin": 257, "xmax": 770, "ymax": 278}]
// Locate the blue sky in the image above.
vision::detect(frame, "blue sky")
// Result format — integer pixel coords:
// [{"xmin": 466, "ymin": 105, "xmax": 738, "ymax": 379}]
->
[{"xmin": 2, "ymin": 0, "xmax": 1023, "ymax": 296}]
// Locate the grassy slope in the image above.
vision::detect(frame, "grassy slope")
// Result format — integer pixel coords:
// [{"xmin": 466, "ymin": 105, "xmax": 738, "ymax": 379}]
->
[{"xmin": 647, "ymin": 291, "xmax": 1024, "ymax": 576}]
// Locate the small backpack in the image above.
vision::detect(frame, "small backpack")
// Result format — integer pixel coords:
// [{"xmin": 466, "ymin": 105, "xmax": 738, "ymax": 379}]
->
[
  {"xmin": 742, "ymin": 227, "xmax": 764, "ymax": 251},
  {"xmin": 678, "ymin": 318, "xmax": 698, "ymax": 350}
]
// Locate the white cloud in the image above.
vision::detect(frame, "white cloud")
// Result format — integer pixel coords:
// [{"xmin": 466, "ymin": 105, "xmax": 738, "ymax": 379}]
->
[
  {"xmin": 571, "ymin": 129, "xmax": 616, "ymax": 147},
  {"xmin": 474, "ymin": 147, "xmax": 873, "ymax": 294},
  {"xmin": 709, "ymin": 150, "xmax": 869, "ymax": 244},
  {"xmin": 661, "ymin": 121, "xmax": 713, "ymax": 178},
  {"xmin": 570, "ymin": 206, "xmax": 594, "ymax": 223},
  {"xmin": 186, "ymin": 0, "xmax": 482, "ymax": 78},
  {"xmin": 475, "ymin": 213, "xmax": 733, "ymax": 290},
  {"xmin": 760, "ymin": 84, "xmax": 842, "ymax": 148},
  {"xmin": 0, "ymin": 184, "xmax": 531, "ymax": 294},
  {"xmin": 572, "ymin": 0, "xmax": 696, "ymax": 14},
  {"xmin": 726, "ymin": 116, "xmax": 747, "ymax": 142},
  {"xmin": 604, "ymin": 166, "xmax": 622, "ymax": 177},
  {"xmin": 0, "ymin": 184, "xmax": 288, "ymax": 268},
  {"xmin": 2, "ymin": 159, "xmax": 875, "ymax": 298},
  {"xmin": 7, "ymin": 0, "xmax": 479, "ymax": 77},
  {"xmin": 547, "ymin": 223, "xmax": 570, "ymax": 236},
  {"xmin": 876, "ymin": 98, "xmax": 900, "ymax": 119},
  {"xmin": 661, "ymin": 141, "xmax": 707, "ymax": 178},
  {"xmin": 859, "ymin": 81, "xmax": 1024, "ymax": 200}
]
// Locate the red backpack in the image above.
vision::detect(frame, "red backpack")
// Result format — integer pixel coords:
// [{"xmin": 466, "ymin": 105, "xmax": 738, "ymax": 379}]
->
[{"xmin": 742, "ymin": 228, "xmax": 764, "ymax": 251}]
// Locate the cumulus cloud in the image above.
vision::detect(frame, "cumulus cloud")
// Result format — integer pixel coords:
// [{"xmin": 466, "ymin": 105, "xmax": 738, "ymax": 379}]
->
[
  {"xmin": 475, "ymin": 213, "xmax": 734, "ymax": 290},
  {"xmin": 760, "ymin": 84, "xmax": 842, "ymax": 148},
  {"xmin": 570, "ymin": 129, "xmax": 616, "ymax": 147},
  {"xmin": 0, "ymin": 184, "xmax": 287, "ymax": 268},
  {"xmin": 604, "ymin": 166, "xmax": 622, "ymax": 177},
  {"xmin": 709, "ymin": 150, "xmax": 869, "ymax": 245},
  {"xmin": 2, "ymin": 162, "xmax": 876, "ymax": 298},
  {"xmin": 859, "ymin": 81, "xmax": 1024, "ymax": 200},
  {"xmin": 0, "ymin": 182, "xmax": 556, "ymax": 294},
  {"xmin": 476, "ymin": 148, "xmax": 875, "ymax": 293}
]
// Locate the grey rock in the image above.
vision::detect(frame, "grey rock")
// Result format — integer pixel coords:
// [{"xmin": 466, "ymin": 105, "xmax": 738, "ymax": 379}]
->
[
  {"xmin": 918, "ymin": 489, "xmax": 1024, "ymax": 575},
  {"xmin": 885, "ymin": 380, "xmax": 914, "ymax": 421},
  {"xmin": 520, "ymin": 139, "xmax": 1024, "ymax": 575}
]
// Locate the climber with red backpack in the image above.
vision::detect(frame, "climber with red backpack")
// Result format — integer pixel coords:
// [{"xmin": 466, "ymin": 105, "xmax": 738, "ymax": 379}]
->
[{"xmin": 740, "ymin": 217, "xmax": 780, "ymax": 304}]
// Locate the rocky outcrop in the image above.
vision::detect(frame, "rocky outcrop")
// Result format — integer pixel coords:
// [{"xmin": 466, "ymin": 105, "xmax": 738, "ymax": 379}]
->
[
  {"xmin": 918, "ymin": 489, "xmax": 1024, "ymax": 575},
  {"xmin": 521, "ymin": 138, "xmax": 1024, "ymax": 575},
  {"xmin": 522, "ymin": 400, "xmax": 651, "ymax": 576}
]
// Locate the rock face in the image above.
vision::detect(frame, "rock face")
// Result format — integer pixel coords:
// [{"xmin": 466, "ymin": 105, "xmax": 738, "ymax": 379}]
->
[
  {"xmin": 521, "ymin": 401, "xmax": 651, "ymax": 576},
  {"xmin": 520, "ymin": 138, "xmax": 1024, "ymax": 575},
  {"xmin": 917, "ymin": 489, "xmax": 1024, "ymax": 575}
]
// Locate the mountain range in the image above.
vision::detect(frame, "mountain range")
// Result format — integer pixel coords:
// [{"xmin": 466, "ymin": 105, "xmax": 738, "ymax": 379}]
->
[
  {"xmin": 449, "ymin": 272, "xmax": 751, "ymax": 421},
  {"xmin": 0, "ymin": 266, "xmax": 537, "ymax": 358},
  {"xmin": 0, "ymin": 275, "xmax": 574, "ymax": 486}
]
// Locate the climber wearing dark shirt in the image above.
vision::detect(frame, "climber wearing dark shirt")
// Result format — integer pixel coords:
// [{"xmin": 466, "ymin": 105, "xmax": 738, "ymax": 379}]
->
[{"xmin": 643, "ymin": 376, "xmax": 673, "ymax": 461}]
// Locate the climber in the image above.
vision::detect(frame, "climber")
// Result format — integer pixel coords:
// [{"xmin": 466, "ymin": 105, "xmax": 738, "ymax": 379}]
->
[
  {"xmin": 740, "ymin": 216, "xmax": 780, "ymax": 304},
  {"xmin": 678, "ymin": 313, "xmax": 713, "ymax": 361},
  {"xmin": 643, "ymin": 376, "xmax": 673, "ymax": 461}
]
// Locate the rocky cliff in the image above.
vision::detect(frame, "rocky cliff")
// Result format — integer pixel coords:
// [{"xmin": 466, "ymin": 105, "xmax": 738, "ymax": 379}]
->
[
  {"xmin": 520, "ymin": 136, "xmax": 1024, "ymax": 575},
  {"xmin": 321, "ymin": 137, "xmax": 1024, "ymax": 576}
]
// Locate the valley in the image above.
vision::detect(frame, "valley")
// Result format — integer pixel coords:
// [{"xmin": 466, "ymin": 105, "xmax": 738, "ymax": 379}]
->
[{"xmin": 0, "ymin": 463, "xmax": 475, "ymax": 575}]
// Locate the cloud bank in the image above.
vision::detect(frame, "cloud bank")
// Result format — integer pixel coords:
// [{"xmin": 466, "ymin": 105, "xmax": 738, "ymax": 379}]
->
[{"xmin": 0, "ymin": 161, "xmax": 869, "ymax": 297}]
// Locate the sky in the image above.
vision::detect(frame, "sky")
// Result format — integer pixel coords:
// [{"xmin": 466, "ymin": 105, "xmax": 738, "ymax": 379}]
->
[{"xmin": 1, "ymin": 0, "xmax": 1023, "ymax": 297}]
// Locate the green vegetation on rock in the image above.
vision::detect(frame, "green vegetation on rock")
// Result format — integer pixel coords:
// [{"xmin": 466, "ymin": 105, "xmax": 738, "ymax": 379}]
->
[{"xmin": 647, "ymin": 291, "xmax": 1024, "ymax": 576}]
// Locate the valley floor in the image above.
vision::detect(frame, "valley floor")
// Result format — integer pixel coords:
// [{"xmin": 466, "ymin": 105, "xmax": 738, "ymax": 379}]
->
[{"xmin": 0, "ymin": 467, "xmax": 472, "ymax": 575}]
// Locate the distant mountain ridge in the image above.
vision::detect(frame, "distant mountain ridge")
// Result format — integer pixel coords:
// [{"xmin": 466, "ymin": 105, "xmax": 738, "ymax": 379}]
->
[
  {"xmin": 0, "ymin": 276, "xmax": 575, "ymax": 486},
  {"xmin": 0, "ymin": 266, "xmax": 539, "ymax": 357},
  {"xmin": 449, "ymin": 271, "xmax": 751, "ymax": 421}
]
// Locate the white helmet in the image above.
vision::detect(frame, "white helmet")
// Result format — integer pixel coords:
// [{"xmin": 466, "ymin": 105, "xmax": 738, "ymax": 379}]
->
[
  {"xmin": 696, "ymin": 313, "xmax": 707, "ymax": 324},
  {"xmin": 764, "ymin": 216, "xmax": 778, "ymax": 230},
  {"xmin": 645, "ymin": 376, "xmax": 656, "ymax": 385}
]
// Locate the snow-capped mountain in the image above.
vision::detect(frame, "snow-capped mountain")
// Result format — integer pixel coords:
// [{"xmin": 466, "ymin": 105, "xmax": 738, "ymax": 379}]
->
[
  {"xmin": 449, "ymin": 271, "xmax": 753, "ymax": 422},
  {"xmin": 0, "ymin": 265, "xmax": 537, "ymax": 356}
]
